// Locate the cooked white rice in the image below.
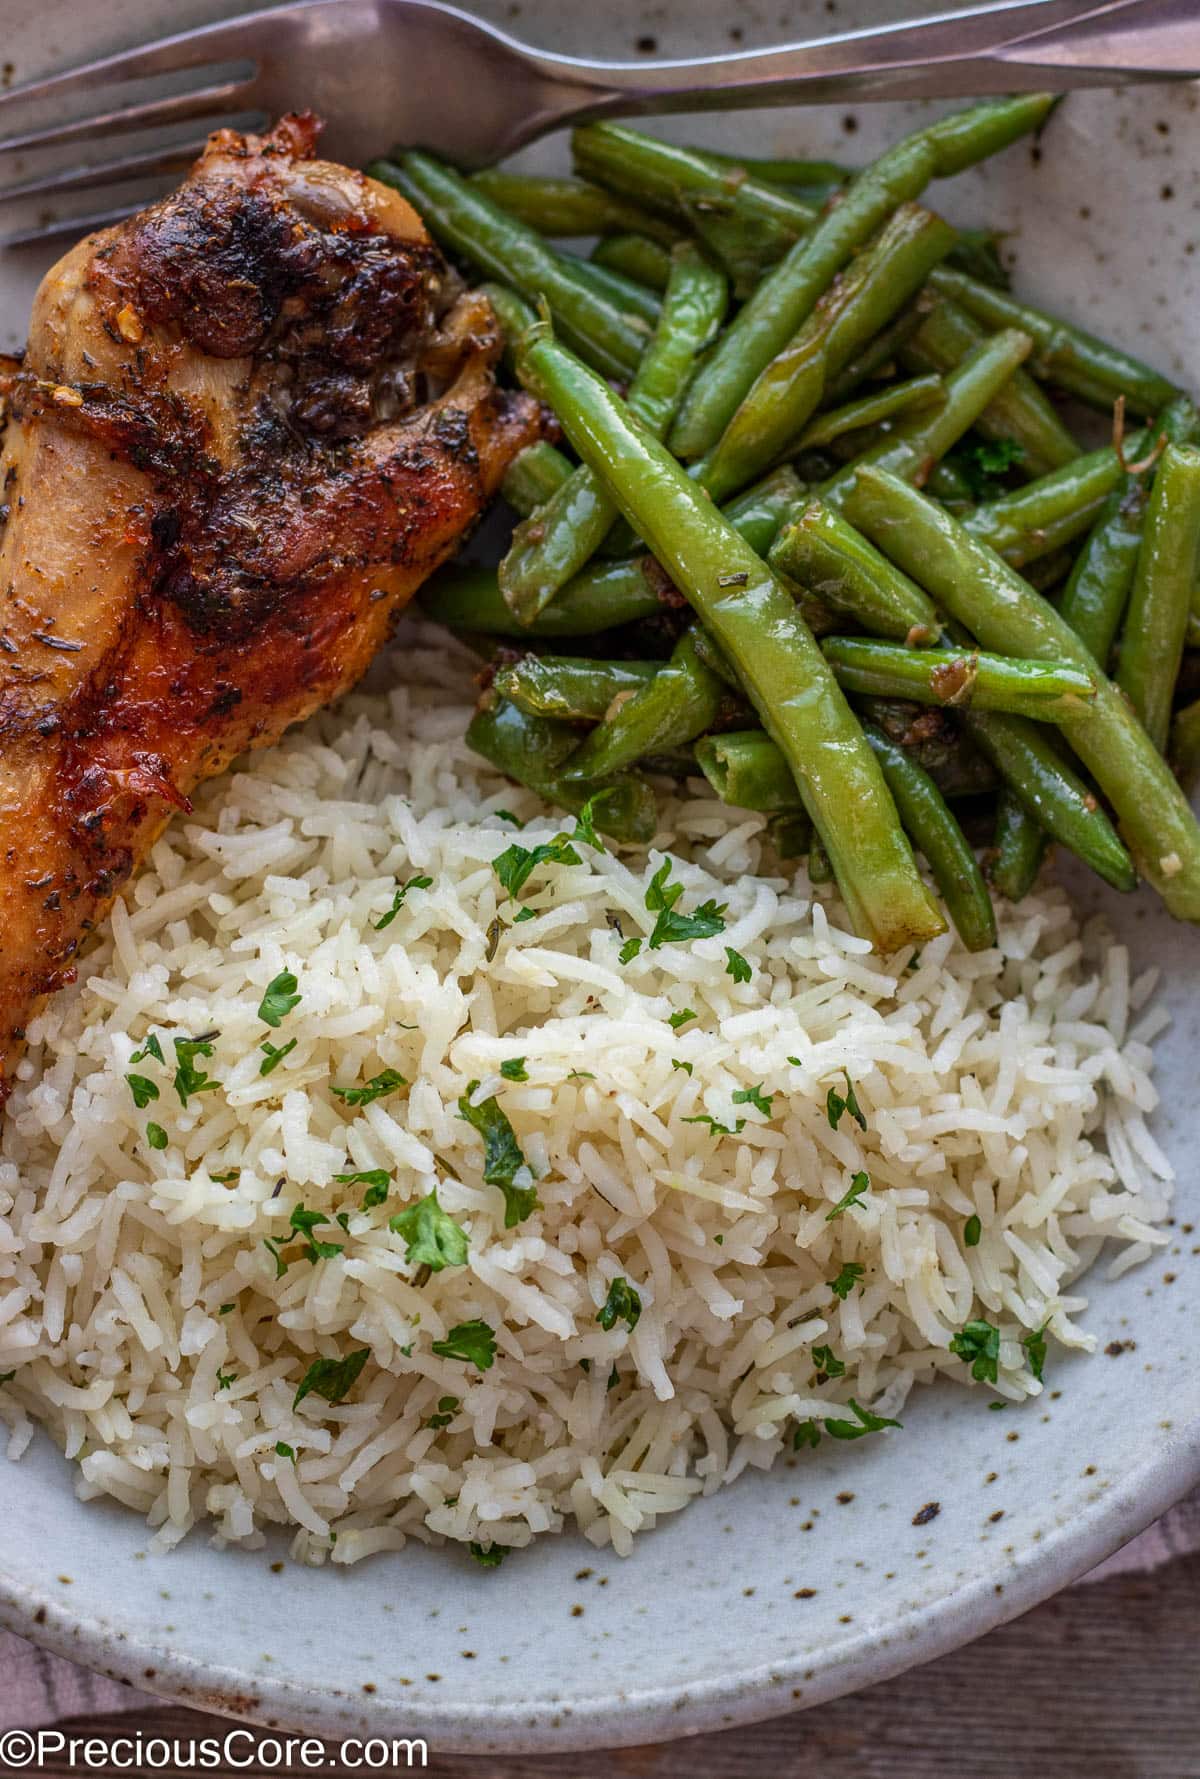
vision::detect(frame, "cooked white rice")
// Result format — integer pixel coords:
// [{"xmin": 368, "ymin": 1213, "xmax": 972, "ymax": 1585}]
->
[{"xmin": 0, "ymin": 623, "xmax": 1173, "ymax": 1563}]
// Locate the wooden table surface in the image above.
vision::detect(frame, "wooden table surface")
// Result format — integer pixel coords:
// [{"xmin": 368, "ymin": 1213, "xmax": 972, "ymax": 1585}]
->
[{"xmin": 23, "ymin": 1550, "xmax": 1200, "ymax": 1779}]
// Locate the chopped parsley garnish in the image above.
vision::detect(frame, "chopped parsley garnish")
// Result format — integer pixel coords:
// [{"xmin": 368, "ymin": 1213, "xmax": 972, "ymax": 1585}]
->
[
  {"xmin": 950, "ymin": 1318, "xmax": 1001, "ymax": 1385},
  {"xmin": 293, "ymin": 1347, "xmax": 370, "ymax": 1409},
  {"xmin": 792, "ymin": 1421, "xmax": 821, "ymax": 1451},
  {"xmin": 668, "ymin": 1008, "xmax": 697, "ymax": 1031},
  {"xmin": 216, "ymin": 1370, "xmax": 236, "ymax": 1391},
  {"xmin": 219, "ymin": 1303, "xmax": 236, "ymax": 1315},
  {"xmin": 732, "ymin": 1083, "xmax": 773, "ymax": 1119},
  {"xmin": 644, "ymin": 859, "xmax": 727, "ymax": 949},
  {"xmin": 145, "ymin": 1121, "xmax": 168, "ymax": 1150},
  {"xmin": 513, "ymin": 906, "xmax": 536, "ymax": 923},
  {"xmin": 173, "ymin": 1036, "xmax": 220, "ymax": 1107},
  {"xmin": 263, "ymin": 1237, "xmax": 289, "ymax": 1278},
  {"xmin": 829, "ymin": 1261, "xmax": 865, "ymax": 1299},
  {"xmin": 335, "ymin": 1168, "xmax": 391, "ymax": 1210},
  {"xmin": 607, "ymin": 1364, "xmax": 620, "ymax": 1391},
  {"xmin": 947, "ymin": 435, "xmax": 1025, "ymax": 500},
  {"xmin": 571, "ymin": 795, "xmax": 607, "ymax": 851},
  {"xmin": 1023, "ymin": 1323, "xmax": 1048, "ymax": 1383},
  {"xmin": 618, "ymin": 936, "xmax": 643, "ymax": 964},
  {"xmin": 823, "ymin": 1398, "xmax": 902, "ymax": 1441},
  {"xmin": 431, "ymin": 1318, "xmax": 496, "ymax": 1371},
  {"xmin": 826, "ymin": 1171, "xmax": 871, "ymax": 1222},
  {"xmin": 426, "ymin": 1394, "xmax": 460, "ymax": 1430},
  {"xmin": 275, "ymin": 1441, "xmax": 295, "ymax": 1461},
  {"xmin": 469, "ymin": 1541, "xmax": 506, "ymax": 1567},
  {"xmin": 457, "ymin": 1082, "xmax": 537, "ymax": 1227},
  {"xmin": 259, "ymin": 1037, "xmax": 297, "ymax": 1078},
  {"xmin": 129, "ymin": 1035, "xmax": 166, "ymax": 1106},
  {"xmin": 494, "ymin": 809, "xmax": 523, "ymax": 828},
  {"xmin": 258, "ymin": 970, "xmax": 301, "ymax": 1028},
  {"xmin": 597, "ymin": 1277, "xmax": 641, "ymax": 1333},
  {"xmin": 811, "ymin": 1344, "xmax": 845, "ymax": 1379},
  {"xmin": 825, "ymin": 1071, "xmax": 867, "ymax": 1133},
  {"xmin": 331, "ymin": 1067, "xmax": 407, "ymax": 1107},
  {"xmin": 210, "ymin": 1169, "xmax": 238, "ymax": 1184},
  {"xmin": 485, "ymin": 916, "xmax": 504, "ymax": 963},
  {"xmin": 389, "ymin": 1190, "xmax": 469, "ymax": 1271},
  {"xmin": 683, "ymin": 1113, "xmax": 746, "ymax": 1136},
  {"xmin": 374, "ymin": 874, "xmax": 433, "ymax": 932},
  {"xmin": 567, "ymin": 1070, "xmax": 595, "ymax": 1081},
  {"xmin": 724, "ymin": 947, "xmax": 752, "ymax": 984},
  {"xmin": 493, "ymin": 833, "xmax": 582, "ymax": 900},
  {"xmin": 289, "ymin": 1205, "xmax": 345, "ymax": 1264},
  {"xmin": 964, "ymin": 1214, "xmax": 983, "ymax": 1248},
  {"xmin": 500, "ymin": 1058, "xmax": 528, "ymax": 1082},
  {"xmin": 671, "ymin": 1058, "xmax": 693, "ymax": 1076}
]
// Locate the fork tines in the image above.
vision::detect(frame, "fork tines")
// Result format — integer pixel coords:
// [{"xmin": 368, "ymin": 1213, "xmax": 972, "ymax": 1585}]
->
[{"xmin": 0, "ymin": 23, "xmax": 262, "ymax": 251}]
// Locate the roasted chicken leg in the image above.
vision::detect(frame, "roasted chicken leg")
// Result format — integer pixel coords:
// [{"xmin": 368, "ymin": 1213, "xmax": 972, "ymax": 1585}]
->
[{"xmin": 0, "ymin": 114, "xmax": 539, "ymax": 1099}]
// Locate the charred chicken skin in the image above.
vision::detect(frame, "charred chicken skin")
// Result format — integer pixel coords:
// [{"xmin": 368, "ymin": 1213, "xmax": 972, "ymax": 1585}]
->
[{"xmin": 0, "ymin": 114, "xmax": 539, "ymax": 1100}]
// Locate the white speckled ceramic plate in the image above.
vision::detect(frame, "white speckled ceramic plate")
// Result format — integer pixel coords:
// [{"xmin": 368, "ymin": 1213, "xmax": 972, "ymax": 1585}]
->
[{"xmin": 1, "ymin": 0, "xmax": 1198, "ymax": 1754}]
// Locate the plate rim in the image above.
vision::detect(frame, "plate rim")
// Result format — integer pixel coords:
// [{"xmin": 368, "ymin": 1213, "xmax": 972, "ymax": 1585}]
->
[{"xmin": 3, "ymin": 1416, "xmax": 1197, "ymax": 1750}]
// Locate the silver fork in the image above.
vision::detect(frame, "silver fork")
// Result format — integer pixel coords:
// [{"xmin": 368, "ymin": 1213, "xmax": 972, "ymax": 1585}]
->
[{"xmin": 0, "ymin": 0, "xmax": 1196, "ymax": 249}]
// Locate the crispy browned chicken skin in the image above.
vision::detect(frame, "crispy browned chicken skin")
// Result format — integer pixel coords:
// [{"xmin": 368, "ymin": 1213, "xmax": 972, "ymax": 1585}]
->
[{"xmin": 0, "ymin": 113, "xmax": 539, "ymax": 1099}]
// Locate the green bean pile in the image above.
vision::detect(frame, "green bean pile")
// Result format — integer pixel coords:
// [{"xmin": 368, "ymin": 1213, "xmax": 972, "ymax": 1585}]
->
[{"xmin": 369, "ymin": 95, "xmax": 1200, "ymax": 955}]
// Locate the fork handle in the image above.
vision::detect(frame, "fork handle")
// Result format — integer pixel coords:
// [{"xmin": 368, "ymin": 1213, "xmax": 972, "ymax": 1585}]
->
[{"xmin": 516, "ymin": 0, "xmax": 1199, "ymax": 133}]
